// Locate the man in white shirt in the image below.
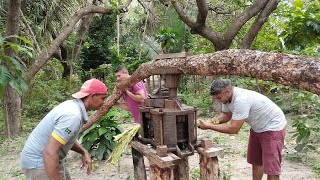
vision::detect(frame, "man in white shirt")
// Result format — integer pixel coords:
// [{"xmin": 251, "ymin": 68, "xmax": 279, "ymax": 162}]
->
[{"xmin": 199, "ymin": 79, "xmax": 286, "ymax": 180}]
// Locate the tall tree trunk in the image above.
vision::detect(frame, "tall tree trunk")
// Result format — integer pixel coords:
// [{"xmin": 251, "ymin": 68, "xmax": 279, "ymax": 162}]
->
[{"xmin": 4, "ymin": 0, "xmax": 22, "ymax": 138}]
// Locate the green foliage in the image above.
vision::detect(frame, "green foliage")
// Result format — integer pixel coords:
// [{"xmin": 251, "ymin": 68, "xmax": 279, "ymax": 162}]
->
[
  {"xmin": 80, "ymin": 14, "xmax": 117, "ymax": 74},
  {"xmin": 292, "ymin": 98, "xmax": 320, "ymax": 153},
  {"xmin": 179, "ymin": 76, "xmax": 212, "ymax": 117},
  {"xmin": 0, "ymin": 35, "xmax": 33, "ymax": 96},
  {"xmin": 155, "ymin": 28, "xmax": 177, "ymax": 53},
  {"xmin": 190, "ymin": 167, "xmax": 200, "ymax": 179},
  {"xmin": 79, "ymin": 110, "xmax": 122, "ymax": 161},
  {"xmin": 23, "ymin": 70, "xmax": 81, "ymax": 120},
  {"xmin": 158, "ymin": 6, "xmax": 192, "ymax": 53},
  {"xmin": 277, "ymin": 0, "xmax": 320, "ymax": 51},
  {"xmin": 313, "ymin": 162, "xmax": 320, "ymax": 175}
]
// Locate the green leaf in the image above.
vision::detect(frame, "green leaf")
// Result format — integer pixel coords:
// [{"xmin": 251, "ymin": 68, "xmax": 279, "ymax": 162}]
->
[
  {"xmin": 5, "ymin": 42, "xmax": 19, "ymax": 53},
  {"xmin": 104, "ymin": 133, "xmax": 112, "ymax": 141},
  {"xmin": 306, "ymin": 144, "xmax": 316, "ymax": 150},
  {"xmin": 104, "ymin": 120, "xmax": 119, "ymax": 128},
  {"xmin": 0, "ymin": 37, "xmax": 4, "ymax": 44},
  {"xmin": 81, "ymin": 123, "xmax": 98, "ymax": 136},
  {"xmin": 86, "ymin": 131, "xmax": 98, "ymax": 142},
  {"xmin": 12, "ymin": 35, "xmax": 33, "ymax": 46},
  {"xmin": 96, "ymin": 143, "xmax": 107, "ymax": 161},
  {"xmin": 0, "ymin": 66, "xmax": 11, "ymax": 86},
  {"xmin": 98, "ymin": 127, "xmax": 109, "ymax": 136},
  {"xmin": 292, "ymin": 0, "xmax": 304, "ymax": 9},
  {"xmin": 295, "ymin": 143, "xmax": 306, "ymax": 152}
]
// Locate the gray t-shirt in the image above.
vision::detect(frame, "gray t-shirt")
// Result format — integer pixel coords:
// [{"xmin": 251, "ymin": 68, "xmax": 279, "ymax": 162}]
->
[
  {"xmin": 20, "ymin": 99, "xmax": 88, "ymax": 169},
  {"xmin": 222, "ymin": 87, "xmax": 286, "ymax": 133}
]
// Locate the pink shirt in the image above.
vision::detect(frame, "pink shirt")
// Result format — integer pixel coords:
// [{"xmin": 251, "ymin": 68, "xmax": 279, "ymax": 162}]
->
[{"xmin": 123, "ymin": 81, "xmax": 147, "ymax": 123}]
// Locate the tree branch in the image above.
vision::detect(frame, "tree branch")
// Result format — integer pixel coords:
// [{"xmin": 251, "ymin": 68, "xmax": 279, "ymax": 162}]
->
[
  {"xmin": 82, "ymin": 49, "xmax": 320, "ymax": 131},
  {"xmin": 195, "ymin": 0, "xmax": 208, "ymax": 27},
  {"xmin": 171, "ymin": 0, "xmax": 196, "ymax": 28},
  {"xmin": 241, "ymin": 0, "xmax": 280, "ymax": 49},
  {"xmin": 25, "ymin": 0, "xmax": 133, "ymax": 83},
  {"xmin": 223, "ymin": 0, "xmax": 269, "ymax": 42},
  {"xmin": 171, "ymin": 0, "xmax": 224, "ymax": 50}
]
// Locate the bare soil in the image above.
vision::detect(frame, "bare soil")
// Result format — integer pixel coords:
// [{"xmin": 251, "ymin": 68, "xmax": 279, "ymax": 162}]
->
[{"xmin": 0, "ymin": 119, "xmax": 318, "ymax": 180}]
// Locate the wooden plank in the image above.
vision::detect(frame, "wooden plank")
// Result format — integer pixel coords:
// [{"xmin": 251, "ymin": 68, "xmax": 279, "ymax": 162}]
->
[
  {"xmin": 188, "ymin": 113, "xmax": 196, "ymax": 143},
  {"xmin": 154, "ymin": 52, "xmax": 192, "ymax": 60},
  {"xmin": 196, "ymin": 146, "xmax": 224, "ymax": 157},
  {"xmin": 144, "ymin": 99, "xmax": 154, "ymax": 107},
  {"xmin": 150, "ymin": 108, "xmax": 196, "ymax": 116},
  {"xmin": 140, "ymin": 112, "xmax": 145, "ymax": 138},
  {"xmin": 153, "ymin": 99, "xmax": 165, "ymax": 108},
  {"xmin": 163, "ymin": 115, "xmax": 177, "ymax": 148},
  {"xmin": 130, "ymin": 141, "xmax": 181, "ymax": 169},
  {"xmin": 152, "ymin": 114, "xmax": 163, "ymax": 145},
  {"xmin": 132, "ymin": 147, "xmax": 147, "ymax": 180},
  {"xmin": 173, "ymin": 156, "xmax": 189, "ymax": 180}
]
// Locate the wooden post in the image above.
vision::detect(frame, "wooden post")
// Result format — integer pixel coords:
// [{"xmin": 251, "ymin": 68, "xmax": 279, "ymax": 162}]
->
[
  {"xmin": 132, "ymin": 147, "xmax": 147, "ymax": 180},
  {"xmin": 173, "ymin": 156, "xmax": 189, "ymax": 180},
  {"xmin": 150, "ymin": 162, "xmax": 174, "ymax": 180},
  {"xmin": 130, "ymin": 141, "xmax": 181, "ymax": 180},
  {"xmin": 199, "ymin": 155, "xmax": 220, "ymax": 180},
  {"xmin": 196, "ymin": 140, "xmax": 224, "ymax": 180}
]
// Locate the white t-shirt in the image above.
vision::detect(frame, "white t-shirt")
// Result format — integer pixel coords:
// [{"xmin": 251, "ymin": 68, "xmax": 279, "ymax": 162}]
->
[{"xmin": 222, "ymin": 87, "xmax": 286, "ymax": 133}]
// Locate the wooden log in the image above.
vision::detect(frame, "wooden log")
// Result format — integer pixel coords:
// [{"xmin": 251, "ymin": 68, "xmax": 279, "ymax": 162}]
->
[
  {"xmin": 199, "ymin": 155, "xmax": 220, "ymax": 180},
  {"xmin": 196, "ymin": 140, "xmax": 224, "ymax": 180},
  {"xmin": 132, "ymin": 147, "xmax": 147, "ymax": 180},
  {"xmin": 173, "ymin": 156, "xmax": 189, "ymax": 180},
  {"xmin": 130, "ymin": 141, "xmax": 181, "ymax": 168},
  {"xmin": 149, "ymin": 162, "xmax": 174, "ymax": 180}
]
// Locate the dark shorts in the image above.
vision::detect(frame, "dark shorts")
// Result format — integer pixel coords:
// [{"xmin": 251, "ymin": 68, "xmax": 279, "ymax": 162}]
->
[{"xmin": 247, "ymin": 128, "xmax": 286, "ymax": 175}]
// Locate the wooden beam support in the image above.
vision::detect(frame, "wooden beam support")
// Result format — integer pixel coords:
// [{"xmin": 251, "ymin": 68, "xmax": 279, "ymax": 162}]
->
[
  {"xmin": 173, "ymin": 156, "xmax": 189, "ymax": 180},
  {"xmin": 196, "ymin": 140, "xmax": 224, "ymax": 180},
  {"xmin": 132, "ymin": 147, "xmax": 147, "ymax": 180},
  {"xmin": 130, "ymin": 141, "xmax": 181, "ymax": 168},
  {"xmin": 150, "ymin": 162, "xmax": 174, "ymax": 180}
]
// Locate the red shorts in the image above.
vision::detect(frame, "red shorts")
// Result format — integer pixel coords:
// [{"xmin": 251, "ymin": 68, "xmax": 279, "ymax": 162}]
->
[{"xmin": 247, "ymin": 128, "xmax": 286, "ymax": 175}]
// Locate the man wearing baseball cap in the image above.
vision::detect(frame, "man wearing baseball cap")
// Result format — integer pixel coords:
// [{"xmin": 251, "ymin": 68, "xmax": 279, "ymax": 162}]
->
[{"xmin": 20, "ymin": 78, "xmax": 107, "ymax": 180}]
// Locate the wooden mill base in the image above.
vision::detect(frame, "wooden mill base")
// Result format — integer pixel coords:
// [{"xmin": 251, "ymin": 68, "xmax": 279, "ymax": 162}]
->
[{"xmin": 130, "ymin": 140, "xmax": 223, "ymax": 180}]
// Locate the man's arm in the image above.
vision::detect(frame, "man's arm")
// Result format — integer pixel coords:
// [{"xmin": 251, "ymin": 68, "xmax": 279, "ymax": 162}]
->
[
  {"xmin": 125, "ymin": 89, "xmax": 145, "ymax": 102},
  {"xmin": 71, "ymin": 141, "xmax": 92, "ymax": 175},
  {"xmin": 216, "ymin": 112, "xmax": 232, "ymax": 124},
  {"xmin": 43, "ymin": 136, "xmax": 63, "ymax": 180},
  {"xmin": 199, "ymin": 119, "xmax": 244, "ymax": 134}
]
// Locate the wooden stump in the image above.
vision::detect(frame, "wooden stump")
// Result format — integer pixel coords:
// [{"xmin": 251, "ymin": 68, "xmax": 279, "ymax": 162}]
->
[
  {"xmin": 173, "ymin": 156, "xmax": 189, "ymax": 180},
  {"xmin": 197, "ymin": 140, "xmax": 224, "ymax": 180},
  {"xmin": 150, "ymin": 162, "xmax": 174, "ymax": 180},
  {"xmin": 199, "ymin": 155, "xmax": 220, "ymax": 180}
]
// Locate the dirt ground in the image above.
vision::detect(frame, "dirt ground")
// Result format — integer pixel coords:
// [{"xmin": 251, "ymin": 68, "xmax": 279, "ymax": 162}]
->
[
  {"xmin": 0, "ymin": 121, "xmax": 318, "ymax": 180},
  {"xmin": 66, "ymin": 125, "xmax": 317, "ymax": 180}
]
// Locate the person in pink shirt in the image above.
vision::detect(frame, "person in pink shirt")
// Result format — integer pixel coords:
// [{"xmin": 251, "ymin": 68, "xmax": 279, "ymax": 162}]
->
[{"xmin": 114, "ymin": 66, "xmax": 147, "ymax": 123}]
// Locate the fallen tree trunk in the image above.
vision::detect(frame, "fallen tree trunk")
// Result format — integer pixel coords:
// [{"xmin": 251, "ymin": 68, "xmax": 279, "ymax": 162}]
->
[{"xmin": 82, "ymin": 49, "xmax": 320, "ymax": 131}]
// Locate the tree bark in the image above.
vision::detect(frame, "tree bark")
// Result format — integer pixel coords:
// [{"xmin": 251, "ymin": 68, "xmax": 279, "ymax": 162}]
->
[
  {"xmin": 3, "ymin": 0, "xmax": 22, "ymax": 138},
  {"xmin": 82, "ymin": 49, "xmax": 320, "ymax": 132},
  {"xmin": 171, "ymin": 0, "xmax": 278, "ymax": 51}
]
